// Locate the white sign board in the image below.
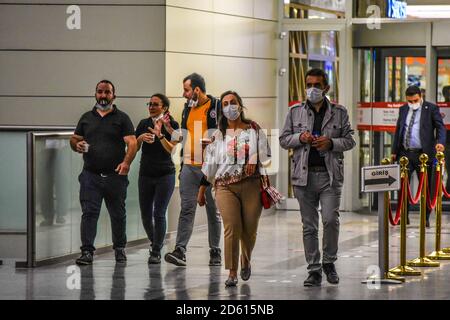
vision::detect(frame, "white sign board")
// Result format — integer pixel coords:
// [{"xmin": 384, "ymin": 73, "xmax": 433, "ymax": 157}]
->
[{"xmin": 361, "ymin": 164, "xmax": 400, "ymax": 192}]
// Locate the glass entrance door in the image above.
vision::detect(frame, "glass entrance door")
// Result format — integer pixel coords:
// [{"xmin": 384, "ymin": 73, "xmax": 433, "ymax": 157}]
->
[
  {"xmin": 357, "ymin": 47, "xmax": 426, "ymax": 211},
  {"xmin": 287, "ymin": 30, "xmax": 340, "ymax": 199}
]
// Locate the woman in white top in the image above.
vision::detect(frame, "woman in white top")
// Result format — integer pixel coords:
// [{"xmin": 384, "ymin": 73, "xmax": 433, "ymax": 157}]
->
[{"xmin": 197, "ymin": 90, "xmax": 270, "ymax": 287}]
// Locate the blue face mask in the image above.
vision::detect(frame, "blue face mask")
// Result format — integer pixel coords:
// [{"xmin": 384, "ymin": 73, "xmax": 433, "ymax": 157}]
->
[
  {"xmin": 223, "ymin": 104, "xmax": 241, "ymax": 121},
  {"xmin": 306, "ymin": 87, "xmax": 324, "ymax": 104}
]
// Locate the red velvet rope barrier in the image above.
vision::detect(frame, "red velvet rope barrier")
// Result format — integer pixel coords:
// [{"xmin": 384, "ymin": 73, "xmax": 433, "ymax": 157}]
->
[
  {"xmin": 407, "ymin": 171, "xmax": 425, "ymax": 205},
  {"xmin": 442, "ymin": 182, "xmax": 450, "ymax": 198},
  {"xmin": 388, "ymin": 175, "xmax": 403, "ymax": 226},
  {"xmin": 427, "ymin": 169, "xmax": 441, "ymax": 210}
]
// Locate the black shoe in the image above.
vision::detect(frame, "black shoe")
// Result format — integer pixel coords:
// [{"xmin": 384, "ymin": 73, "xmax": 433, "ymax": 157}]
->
[
  {"xmin": 225, "ymin": 277, "xmax": 238, "ymax": 287},
  {"xmin": 209, "ymin": 248, "xmax": 222, "ymax": 266},
  {"xmin": 148, "ymin": 252, "xmax": 161, "ymax": 264},
  {"xmin": 240, "ymin": 266, "xmax": 251, "ymax": 281},
  {"xmin": 303, "ymin": 271, "xmax": 322, "ymax": 287},
  {"xmin": 165, "ymin": 247, "xmax": 186, "ymax": 266},
  {"xmin": 322, "ymin": 263, "xmax": 339, "ymax": 284},
  {"xmin": 426, "ymin": 220, "xmax": 430, "ymax": 228},
  {"xmin": 76, "ymin": 251, "xmax": 93, "ymax": 265},
  {"xmin": 115, "ymin": 248, "xmax": 127, "ymax": 263}
]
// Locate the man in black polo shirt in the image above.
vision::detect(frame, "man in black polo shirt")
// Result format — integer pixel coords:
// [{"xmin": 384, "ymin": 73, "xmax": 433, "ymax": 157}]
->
[{"xmin": 70, "ymin": 80, "xmax": 137, "ymax": 265}]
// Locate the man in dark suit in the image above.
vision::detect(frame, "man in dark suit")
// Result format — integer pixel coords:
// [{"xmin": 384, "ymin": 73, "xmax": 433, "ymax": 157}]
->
[{"xmin": 392, "ymin": 85, "xmax": 446, "ymax": 228}]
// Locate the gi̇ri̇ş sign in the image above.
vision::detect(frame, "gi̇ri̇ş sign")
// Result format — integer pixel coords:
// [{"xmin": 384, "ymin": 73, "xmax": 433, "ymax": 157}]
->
[{"xmin": 361, "ymin": 164, "xmax": 400, "ymax": 192}]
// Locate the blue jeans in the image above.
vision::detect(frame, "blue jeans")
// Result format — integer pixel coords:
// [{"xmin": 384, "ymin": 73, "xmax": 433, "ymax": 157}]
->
[
  {"xmin": 175, "ymin": 165, "xmax": 221, "ymax": 252},
  {"xmin": 79, "ymin": 169, "xmax": 129, "ymax": 252},
  {"xmin": 139, "ymin": 173, "xmax": 175, "ymax": 255}
]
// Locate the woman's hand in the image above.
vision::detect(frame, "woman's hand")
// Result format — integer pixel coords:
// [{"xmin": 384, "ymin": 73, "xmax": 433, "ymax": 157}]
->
[
  {"xmin": 139, "ymin": 133, "xmax": 155, "ymax": 144},
  {"xmin": 148, "ymin": 120, "xmax": 162, "ymax": 138}
]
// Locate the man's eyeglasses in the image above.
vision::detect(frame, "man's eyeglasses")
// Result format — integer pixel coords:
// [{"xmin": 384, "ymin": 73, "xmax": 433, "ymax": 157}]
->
[{"xmin": 147, "ymin": 102, "xmax": 162, "ymax": 108}]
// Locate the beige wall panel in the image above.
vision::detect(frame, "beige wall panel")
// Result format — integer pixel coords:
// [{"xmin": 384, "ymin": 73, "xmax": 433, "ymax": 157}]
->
[
  {"xmin": 253, "ymin": 20, "xmax": 277, "ymax": 59},
  {"xmin": 0, "ymin": 1, "xmax": 165, "ymax": 4},
  {"xmin": 0, "ymin": 52, "xmax": 165, "ymax": 96},
  {"xmin": 253, "ymin": 0, "xmax": 278, "ymax": 21},
  {"xmin": 213, "ymin": 15, "xmax": 253, "ymax": 58},
  {"xmin": 213, "ymin": 0, "xmax": 253, "ymax": 17},
  {"xmin": 0, "ymin": 97, "xmax": 155, "ymax": 127},
  {"xmin": 0, "ymin": 5, "xmax": 165, "ymax": 50},
  {"xmin": 166, "ymin": 0, "xmax": 213, "ymax": 11},
  {"xmin": 165, "ymin": 52, "xmax": 214, "ymax": 97},
  {"xmin": 212, "ymin": 56, "xmax": 276, "ymax": 97},
  {"xmin": 242, "ymin": 98, "xmax": 276, "ymax": 130},
  {"xmin": 166, "ymin": 97, "xmax": 186, "ymax": 124},
  {"xmin": 251, "ymin": 58, "xmax": 277, "ymax": 97},
  {"xmin": 211, "ymin": 57, "xmax": 253, "ymax": 96},
  {"xmin": 166, "ymin": 7, "xmax": 213, "ymax": 54},
  {"xmin": 433, "ymin": 21, "xmax": 450, "ymax": 46}
]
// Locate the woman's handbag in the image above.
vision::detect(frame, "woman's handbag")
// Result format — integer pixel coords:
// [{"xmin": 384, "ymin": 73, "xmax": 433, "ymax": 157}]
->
[
  {"xmin": 260, "ymin": 168, "xmax": 284, "ymax": 209},
  {"xmin": 250, "ymin": 121, "xmax": 285, "ymax": 209}
]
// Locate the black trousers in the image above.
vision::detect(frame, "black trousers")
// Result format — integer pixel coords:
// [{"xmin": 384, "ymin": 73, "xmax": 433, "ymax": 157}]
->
[
  {"xmin": 399, "ymin": 149, "xmax": 433, "ymax": 222},
  {"xmin": 78, "ymin": 169, "xmax": 129, "ymax": 252}
]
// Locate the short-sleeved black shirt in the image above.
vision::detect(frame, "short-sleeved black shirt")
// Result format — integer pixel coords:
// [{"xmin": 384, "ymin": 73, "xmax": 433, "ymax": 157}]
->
[
  {"xmin": 135, "ymin": 115, "xmax": 180, "ymax": 177},
  {"xmin": 74, "ymin": 105, "xmax": 135, "ymax": 174}
]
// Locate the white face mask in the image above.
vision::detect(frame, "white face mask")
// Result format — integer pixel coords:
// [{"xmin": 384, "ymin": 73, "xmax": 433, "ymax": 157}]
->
[
  {"xmin": 223, "ymin": 104, "xmax": 241, "ymax": 121},
  {"xmin": 188, "ymin": 91, "xmax": 198, "ymax": 108},
  {"xmin": 95, "ymin": 98, "xmax": 113, "ymax": 111},
  {"xmin": 408, "ymin": 100, "xmax": 422, "ymax": 111},
  {"xmin": 306, "ymin": 87, "xmax": 324, "ymax": 104}
]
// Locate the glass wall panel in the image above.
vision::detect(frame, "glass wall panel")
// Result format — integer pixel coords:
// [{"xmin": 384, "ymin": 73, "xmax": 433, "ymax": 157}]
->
[
  {"xmin": 288, "ymin": 30, "xmax": 339, "ymax": 197},
  {"xmin": 0, "ymin": 132, "xmax": 27, "ymax": 231},
  {"xmin": 34, "ymin": 133, "xmax": 146, "ymax": 261},
  {"xmin": 284, "ymin": 0, "xmax": 346, "ymax": 19}
]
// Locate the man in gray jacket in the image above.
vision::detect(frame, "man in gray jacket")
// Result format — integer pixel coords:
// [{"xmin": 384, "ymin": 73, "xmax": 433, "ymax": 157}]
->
[{"xmin": 279, "ymin": 68, "xmax": 356, "ymax": 287}]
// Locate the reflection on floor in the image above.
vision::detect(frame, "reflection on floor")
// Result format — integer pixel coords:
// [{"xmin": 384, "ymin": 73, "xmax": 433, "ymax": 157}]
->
[{"xmin": 1, "ymin": 211, "xmax": 450, "ymax": 300}]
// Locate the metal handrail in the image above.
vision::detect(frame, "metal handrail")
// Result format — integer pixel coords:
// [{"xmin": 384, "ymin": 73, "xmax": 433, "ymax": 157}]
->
[{"xmin": 0, "ymin": 125, "xmax": 75, "ymax": 131}]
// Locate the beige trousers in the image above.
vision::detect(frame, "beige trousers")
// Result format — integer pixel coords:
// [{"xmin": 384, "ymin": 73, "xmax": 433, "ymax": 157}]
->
[{"xmin": 215, "ymin": 177, "xmax": 262, "ymax": 271}]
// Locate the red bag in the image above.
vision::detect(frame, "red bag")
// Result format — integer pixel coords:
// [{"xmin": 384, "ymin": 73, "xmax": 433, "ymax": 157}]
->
[{"xmin": 261, "ymin": 189, "xmax": 272, "ymax": 209}]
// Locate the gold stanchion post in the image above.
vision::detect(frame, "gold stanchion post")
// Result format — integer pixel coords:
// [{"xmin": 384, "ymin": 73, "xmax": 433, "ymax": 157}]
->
[
  {"xmin": 390, "ymin": 156, "xmax": 422, "ymax": 276},
  {"xmin": 407, "ymin": 154, "xmax": 440, "ymax": 267},
  {"xmin": 441, "ymin": 153, "xmax": 450, "ymax": 254},
  {"xmin": 427, "ymin": 152, "xmax": 450, "ymax": 260},
  {"xmin": 382, "ymin": 158, "xmax": 405, "ymax": 282},
  {"xmin": 362, "ymin": 158, "xmax": 404, "ymax": 285}
]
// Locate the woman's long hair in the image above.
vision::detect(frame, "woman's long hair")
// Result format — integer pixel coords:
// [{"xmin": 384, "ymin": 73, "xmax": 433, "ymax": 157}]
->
[{"xmin": 218, "ymin": 90, "xmax": 253, "ymax": 138}]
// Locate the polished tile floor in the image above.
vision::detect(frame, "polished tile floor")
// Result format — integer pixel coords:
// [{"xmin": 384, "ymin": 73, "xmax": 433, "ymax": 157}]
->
[{"xmin": 1, "ymin": 210, "xmax": 450, "ymax": 300}]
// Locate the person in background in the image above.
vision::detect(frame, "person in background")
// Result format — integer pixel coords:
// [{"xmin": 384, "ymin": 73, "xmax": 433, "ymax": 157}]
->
[
  {"xmin": 442, "ymin": 85, "xmax": 450, "ymax": 193},
  {"xmin": 392, "ymin": 85, "xmax": 446, "ymax": 228},
  {"xmin": 136, "ymin": 93, "xmax": 180, "ymax": 264}
]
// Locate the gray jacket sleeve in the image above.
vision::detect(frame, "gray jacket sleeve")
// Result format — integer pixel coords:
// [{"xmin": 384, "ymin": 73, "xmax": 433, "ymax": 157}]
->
[
  {"xmin": 330, "ymin": 108, "xmax": 356, "ymax": 152},
  {"xmin": 279, "ymin": 109, "xmax": 303, "ymax": 150}
]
